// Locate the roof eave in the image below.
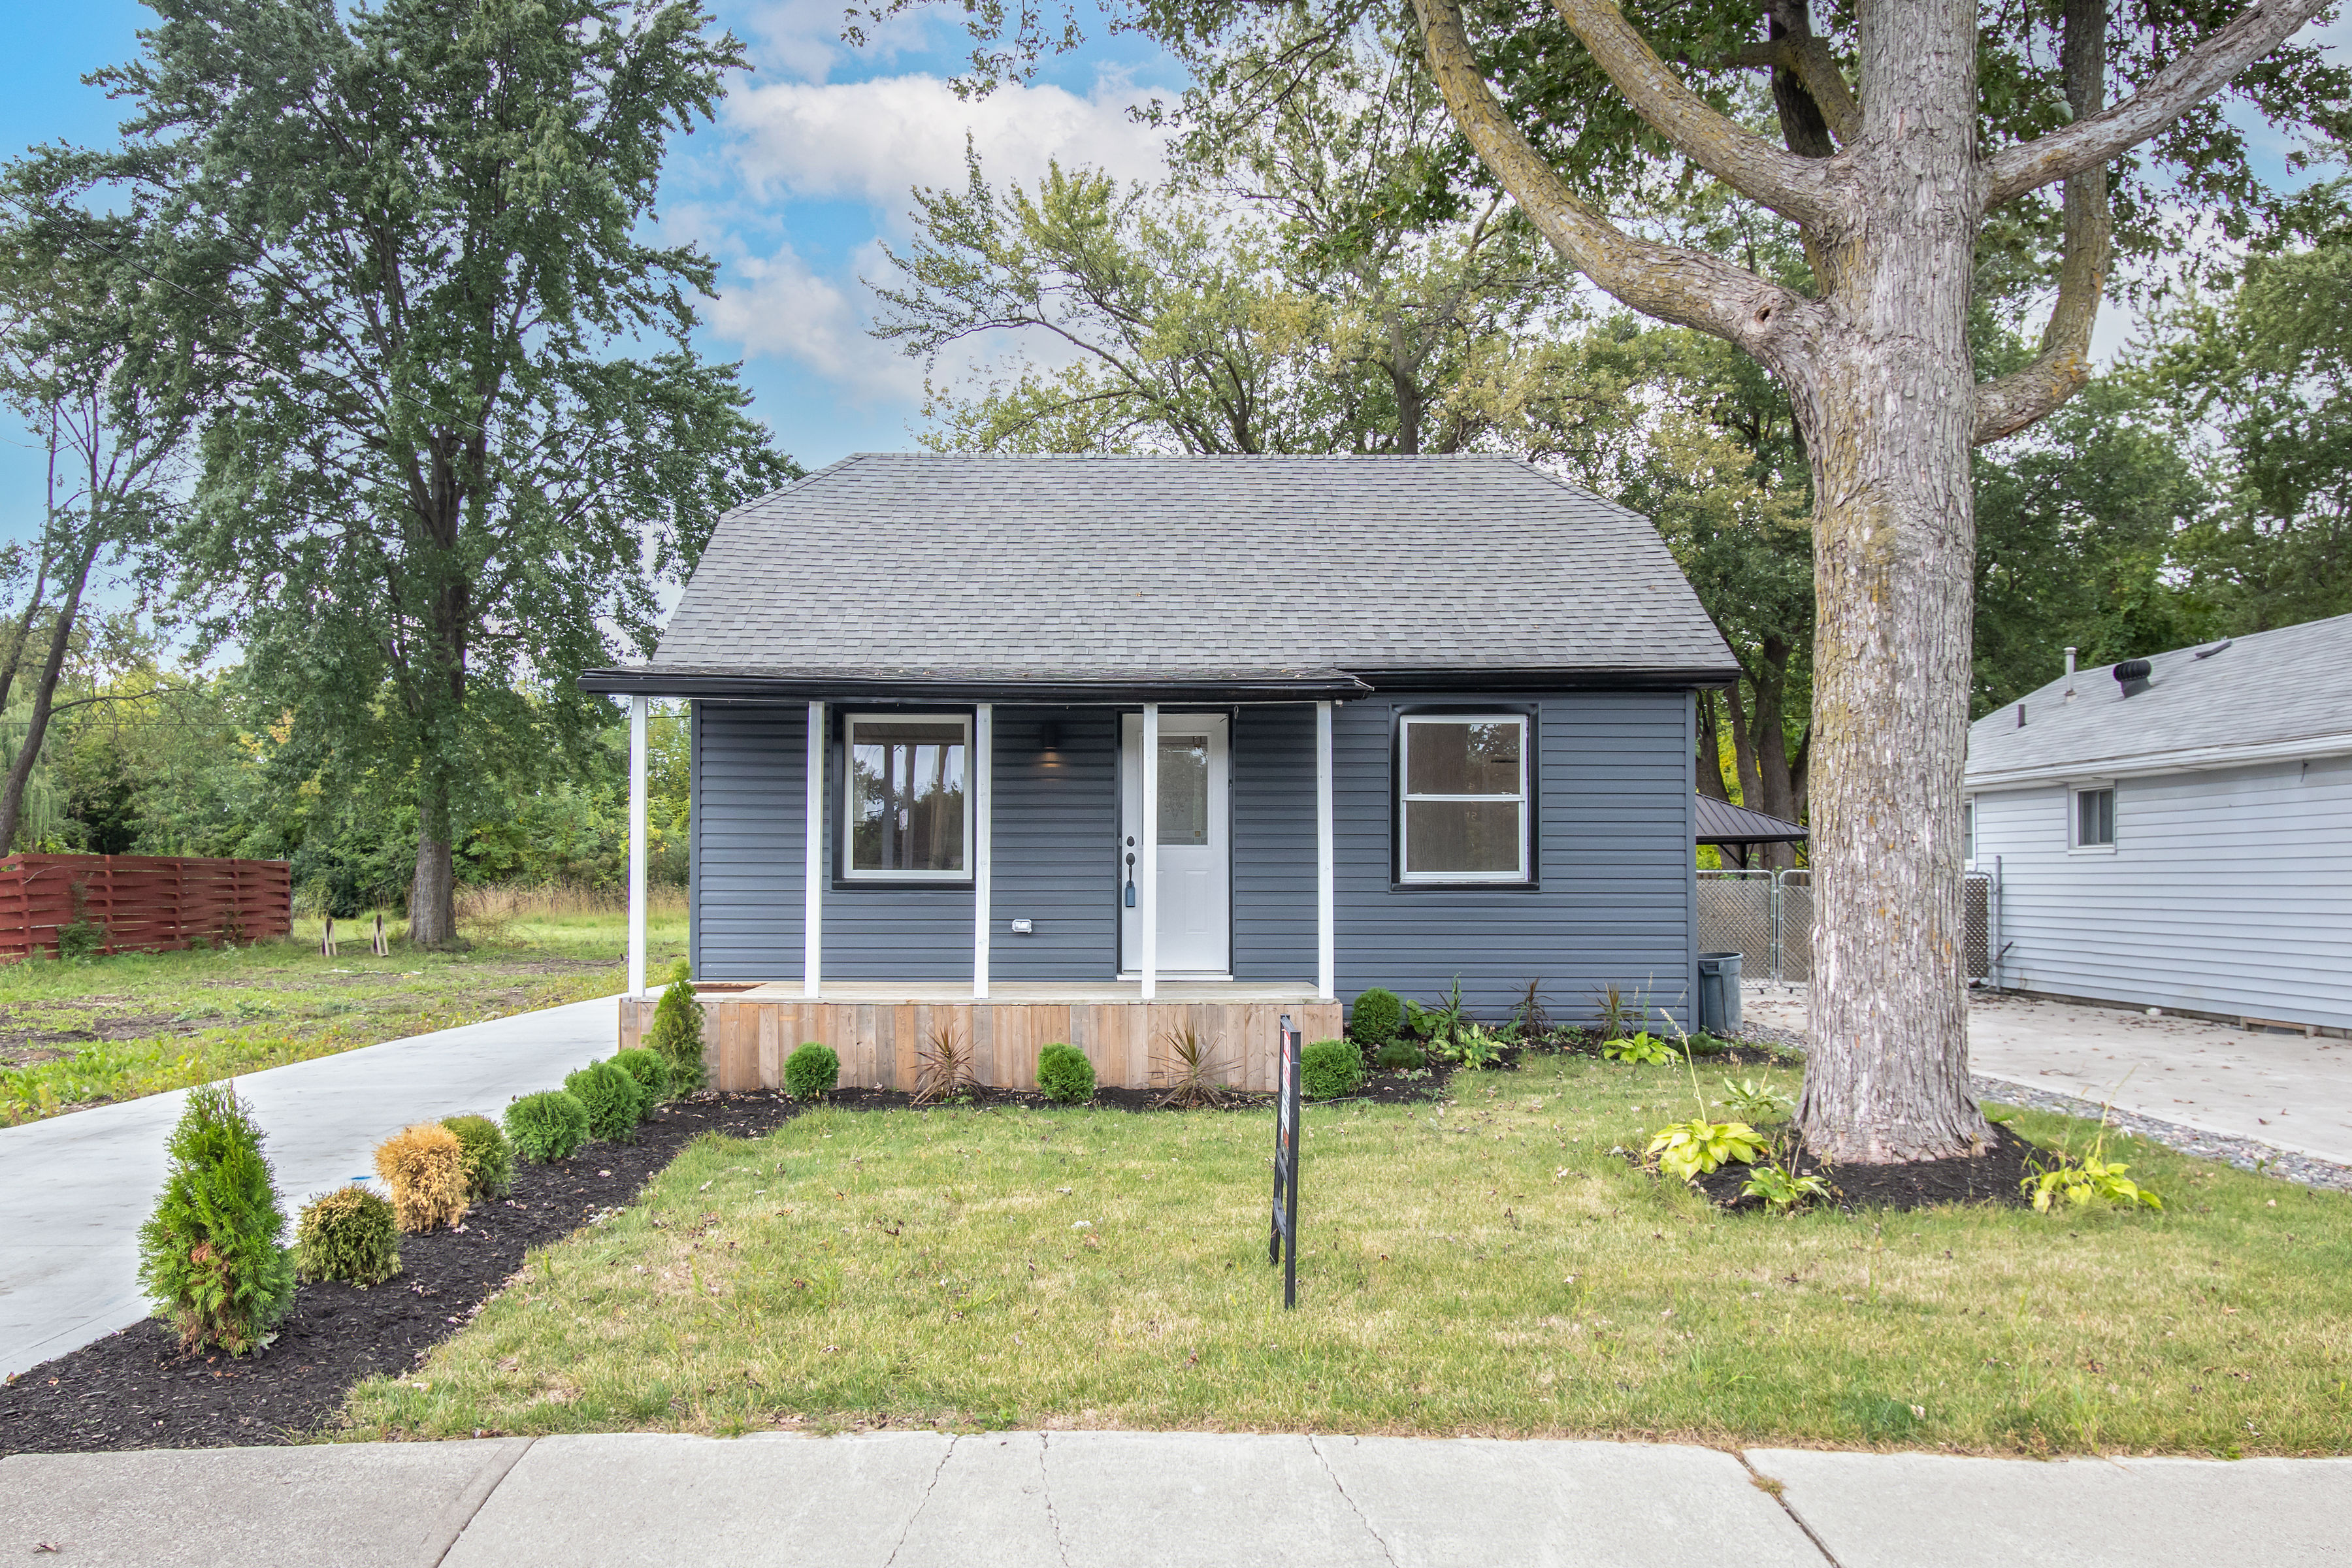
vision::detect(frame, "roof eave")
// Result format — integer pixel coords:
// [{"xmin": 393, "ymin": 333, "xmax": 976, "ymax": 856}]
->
[
  {"xmin": 579, "ymin": 663, "xmax": 1739, "ymax": 702},
  {"xmin": 1965, "ymin": 728, "xmax": 2352, "ymax": 790}
]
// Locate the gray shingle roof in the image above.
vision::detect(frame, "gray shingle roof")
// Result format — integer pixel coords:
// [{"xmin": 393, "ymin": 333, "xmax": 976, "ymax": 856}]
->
[
  {"xmin": 1965, "ymin": 611, "xmax": 2352, "ymax": 787},
  {"xmin": 1695, "ymin": 795, "xmax": 1807, "ymax": 844},
  {"xmin": 610, "ymin": 453, "xmax": 1735, "ymax": 690}
]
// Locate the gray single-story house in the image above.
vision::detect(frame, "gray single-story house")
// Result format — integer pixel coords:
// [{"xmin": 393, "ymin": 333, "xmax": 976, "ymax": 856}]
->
[
  {"xmin": 1964, "ymin": 612, "xmax": 2352, "ymax": 1035},
  {"xmin": 584, "ymin": 453, "xmax": 1739, "ymax": 1091}
]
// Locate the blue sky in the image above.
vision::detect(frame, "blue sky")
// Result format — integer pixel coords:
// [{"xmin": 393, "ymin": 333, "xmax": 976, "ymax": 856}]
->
[{"xmin": 2, "ymin": 2, "xmax": 2343, "ymax": 531}]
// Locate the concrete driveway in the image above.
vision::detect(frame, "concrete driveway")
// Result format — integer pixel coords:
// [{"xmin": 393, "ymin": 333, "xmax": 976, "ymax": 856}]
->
[
  {"xmin": 0, "ymin": 998, "xmax": 621, "ymax": 1380},
  {"xmin": 1744, "ymin": 985, "xmax": 2352, "ymax": 1168}
]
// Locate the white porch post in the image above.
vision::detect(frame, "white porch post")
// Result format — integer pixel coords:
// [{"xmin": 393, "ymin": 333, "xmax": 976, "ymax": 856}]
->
[
  {"xmin": 803, "ymin": 700, "xmax": 824, "ymax": 999},
  {"xmin": 627, "ymin": 694, "xmax": 649, "ymax": 998},
  {"xmin": 1316, "ymin": 700, "xmax": 1335, "ymax": 1000},
  {"xmin": 973, "ymin": 703, "xmax": 992, "ymax": 999},
  {"xmin": 1140, "ymin": 702, "xmax": 1159, "ymax": 999}
]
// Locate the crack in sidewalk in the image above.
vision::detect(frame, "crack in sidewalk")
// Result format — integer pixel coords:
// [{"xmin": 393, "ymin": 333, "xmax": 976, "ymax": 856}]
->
[
  {"xmin": 1309, "ymin": 1436, "xmax": 1400, "ymax": 1568},
  {"xmin": 1039, "ymin": 1431, "xmax": 1075, "ymax": 1568},
  {"xmin": 883, "ymin": 1435, "xmax": 957, "ymax": 1567},
  {"xmin": 1735, "ymin": 1452, "xmax": 1846, "ymax": 1568}
]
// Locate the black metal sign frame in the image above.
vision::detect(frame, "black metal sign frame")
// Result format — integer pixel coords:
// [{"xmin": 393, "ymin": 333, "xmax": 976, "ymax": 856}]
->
[{"xmin": 1268, "ymin": 1013, "xmax": 1301, "ymax": 1307}]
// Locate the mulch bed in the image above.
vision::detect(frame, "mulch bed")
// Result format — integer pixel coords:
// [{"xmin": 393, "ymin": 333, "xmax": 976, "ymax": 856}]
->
[{"xmin": 1693, "ymin": 1122, "xmax": 2042, "ymax": 1213}]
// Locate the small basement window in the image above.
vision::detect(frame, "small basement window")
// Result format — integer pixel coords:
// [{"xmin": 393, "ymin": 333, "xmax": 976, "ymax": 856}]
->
[
  {"xmin": 1399, "ymin": 715, "xmax": 1529, "ymax": 883},
  {"xmin": 845, "ymin": 713, "xmax": 970, "ymax": 880},
  {"xmin": 2073, "ymin": 785, "xmax": 2115, "ymax": 850},
  {"xmin": 1963, "ymin": 798, "xmax": 1975, "ymax": 863}
]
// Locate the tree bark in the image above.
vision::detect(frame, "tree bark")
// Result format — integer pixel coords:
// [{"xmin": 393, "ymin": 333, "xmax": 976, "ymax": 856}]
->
[{"xmin": 407, "ymin": 770, "xmax": 461, "ymax": 947}]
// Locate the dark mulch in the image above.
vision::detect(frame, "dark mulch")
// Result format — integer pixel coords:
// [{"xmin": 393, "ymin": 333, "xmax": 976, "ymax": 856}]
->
[
  {"xmin": 1693, "ymin": 1123, "xmax": 2043, "ymax": 1213},
  {"xmin": 0, "ymin": 1091, "xmax": 801, "ymax": 1457}
]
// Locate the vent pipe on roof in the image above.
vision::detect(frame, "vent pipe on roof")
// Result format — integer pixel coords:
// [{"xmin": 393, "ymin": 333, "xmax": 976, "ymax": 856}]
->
[
  {"xmin": 2063, "ymin": 646, "xmax": 2077, "ymax": 702},
  {"xmin": 2016, "ymin": 702, "xmax": 2027, "ymax": 727}
]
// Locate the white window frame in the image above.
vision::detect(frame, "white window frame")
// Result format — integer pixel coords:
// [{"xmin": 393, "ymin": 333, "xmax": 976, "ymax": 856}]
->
[
  {"xmin": 842, "ymin": 711, "xmax": 974, "ymax": 883},
  {"xmin": 2069, "ymin": 781, "xmax": 2117, "ymax": 854},
  {"xmin": 1397, "ymin": 713, "xmax": 1531, "ymax": 885},
  {"xmin": 1963, "ymin": 796, "xmax": 1976, "ymax": 866}
]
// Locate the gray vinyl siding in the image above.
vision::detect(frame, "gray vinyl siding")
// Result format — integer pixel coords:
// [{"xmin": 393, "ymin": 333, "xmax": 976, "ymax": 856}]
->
[
  {"xmin": 1972, "ymin": 756, "xmax": 2352, "ymax": 1029},
  {"xmin": 691, "ymin": 692, "xmax": 1701, "ymax": 1020}
]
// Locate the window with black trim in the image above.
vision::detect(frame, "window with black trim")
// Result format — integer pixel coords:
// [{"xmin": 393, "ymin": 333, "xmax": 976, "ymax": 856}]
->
[
  {"xmin": 1398, "ymin": 715, "xmax": 1529, "ymax": 883},
  {"xmin": 845, "ymin": 713, "xmax": 970, "ymax": 879}
]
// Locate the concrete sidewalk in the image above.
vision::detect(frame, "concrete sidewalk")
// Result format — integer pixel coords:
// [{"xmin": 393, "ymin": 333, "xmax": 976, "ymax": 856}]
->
[
  {"xmin": 3, "ymin": 1431, "xmax": 2345, "ymax": 1567},
  {"xmin": 0, "ymin": 998, "xmax": 620, "ymax": 1379}
]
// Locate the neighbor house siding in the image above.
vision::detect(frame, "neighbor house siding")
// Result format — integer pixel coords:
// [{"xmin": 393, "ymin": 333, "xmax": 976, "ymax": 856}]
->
[{"xmin": 1971, "ymin": 755, "xmax": 2352, "ymax": 1029}]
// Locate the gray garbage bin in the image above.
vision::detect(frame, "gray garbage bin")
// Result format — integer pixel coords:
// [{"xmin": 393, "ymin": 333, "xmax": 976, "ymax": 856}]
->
[{"xmin": 1697, "ymin": 951, "xmax": 1742, "ymax": 1036}]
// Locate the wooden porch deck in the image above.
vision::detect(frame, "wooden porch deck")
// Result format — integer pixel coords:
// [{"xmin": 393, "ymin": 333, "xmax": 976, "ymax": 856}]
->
[{"xmin": 619, "ymin": 981, "xmax": 1342, "ymax": 1094}]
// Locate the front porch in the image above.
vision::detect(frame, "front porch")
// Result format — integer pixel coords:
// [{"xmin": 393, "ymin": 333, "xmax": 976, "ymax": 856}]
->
[{"xmin": 619, "ymin": 981, "xmax": 1343, "ymax": 1093}]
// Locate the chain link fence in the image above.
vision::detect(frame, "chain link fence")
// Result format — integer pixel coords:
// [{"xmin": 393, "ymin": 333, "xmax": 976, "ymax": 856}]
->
[{"xmin": 1701, "ymin": 868, "xmax": 1995, "ymax": 984}]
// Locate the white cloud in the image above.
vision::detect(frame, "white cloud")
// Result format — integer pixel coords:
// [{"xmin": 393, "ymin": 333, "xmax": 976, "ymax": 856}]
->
[
  {"xmin": 732, "ymin": 0, "xmax": 935, "ymax": 85},
  {"xmin": 703, "ymin": 238, "xmax": 925, "ymax": 403},
  {"xmin": 726, "ymin": 73, "xmax": 1171, "ymax": 220}
]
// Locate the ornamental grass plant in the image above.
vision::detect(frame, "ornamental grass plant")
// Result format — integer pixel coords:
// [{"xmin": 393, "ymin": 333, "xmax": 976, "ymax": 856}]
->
[{"xmin": 135, "ymin": 1082, "xmax": 295, "ymax": 1355}]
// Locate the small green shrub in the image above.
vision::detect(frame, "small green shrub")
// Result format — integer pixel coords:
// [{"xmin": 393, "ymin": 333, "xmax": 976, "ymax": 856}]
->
[
  {"xmin": 135, "ymin": 1082, "xmax": 295, "ymax": 1355},
  {"xmin": 504, "ymin": 1090, "xmax": 591, "ymax": 1163},
  {"xmin": 785, "ymin": 1042, "xmax": 840, "ymax": 1100},
  {"xmin": 1347, "ymin": 987, "xmax": 1404, "ymax": 1046},
  {"xmin": 442, "ymin": 1114, "xmax": 514, "ymax": 1200},
  {"xmin": 644, "ymin": 959, "xmax": 707, "ymax": 1093},
  {"xmin": 1036, "ymin": 1043, "xmax": 1096, "ymax": 1105},
  {"xmin": 1300, "ymin": 1037, "xmax": 1365, "ymax": 1100},
  {"xmin": 564, "ymin": 1060, "xmax": 646, "ymax": 1142},
  {"xmin": 295, "ymin": 1185, "xmax": 402, "ymax": 1284},
  {"xmin": 1373, "ymin": 1038, "xmax": 1424, "ymax": 1070},
  {"xmin": 612, "ymin": 1047, "xmax": 674, "ymax": 1108},
  {"xmin": 57, "ymin": 918, "xmax": 107, "ymax": 960}
]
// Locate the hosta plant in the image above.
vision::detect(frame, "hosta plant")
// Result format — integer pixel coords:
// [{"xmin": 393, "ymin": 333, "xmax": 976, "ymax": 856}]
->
[
  {"xmin": 2023, "ymin": 1147, "xmax": 2164, "ymax": 1213},
  {"xmin": 1741, "ymin": 1160, "xmax": 1833, "ymax": 1213},
  {"xmin": 1645, "ymin": 1118, "xmax": 1767, "ymax": 1181},
  {"xmin": 1722, "ymin": 1076, "xmax": 1795, "ymax": 1122},
  {"xmin": 1602, "ymin": 1032, "xmax": 1680, "ymax": 1066}
]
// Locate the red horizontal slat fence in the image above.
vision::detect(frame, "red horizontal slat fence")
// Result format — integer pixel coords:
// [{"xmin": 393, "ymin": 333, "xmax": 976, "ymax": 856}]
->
[{"xmin": 0, "ymin": 853, "xmax": 294, "ymax": 961}]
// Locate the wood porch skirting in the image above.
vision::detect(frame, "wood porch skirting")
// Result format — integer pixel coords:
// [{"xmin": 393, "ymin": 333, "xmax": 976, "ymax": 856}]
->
[{"xmin": 617, "ymin": 987, "xmax": 1343, "ymax": 1094}]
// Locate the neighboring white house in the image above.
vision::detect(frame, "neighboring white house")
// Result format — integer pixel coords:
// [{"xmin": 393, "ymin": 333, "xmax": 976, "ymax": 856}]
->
[{"xmin": 1964, "ymin": 612, "xmax": 2352, "ymax": 1035}]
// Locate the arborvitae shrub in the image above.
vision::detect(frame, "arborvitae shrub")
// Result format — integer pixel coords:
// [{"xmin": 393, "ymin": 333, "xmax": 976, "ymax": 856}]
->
[
  {"xmin": 1347, "ymin": 988, "xmax": 1405, "ymax": 1046},
  {"xmin": 505, "ymin": 1090, "xmax": 590, "ymax": 1163},
  {"xmin": 612, "ymin": 1047, "xmax": 673, "ymax": 1108},
  {"xmin": 564, "ymin": 1059, "xmax": 645, "ymax": 1143},
  {"xmin": 1374, "ymin": 1038, "xmax": 1425, "ymax": 1070},
  {"xmin": 295, "ymin": 1185, "xmax": 401, "ymax": 1285},
  {"xmin": 442, "ymin": 1114, "xmax": 514, "ymax": 1201},
  {"xmin": 1036, "ymin": 1043, "xmax": 1096, "ymax": 1105},
  {"xmin": 1300, "ymin": 1038, "xmax": 1367, "ymax": 1100},
  {"xmin": 136, "ymin": 1082, "xmax": 295, "ymax": 1354},
  {"xmin": 374, "ymin": 1123, "xmax": 470, "ymax": 1233},
  {"xmin": 644, "ymin": 959, "xmax": 706, "ymax": 1093},
  {"xmin": 784, "ymin": 1042, "xmax": 840, "ymax": 1100}
]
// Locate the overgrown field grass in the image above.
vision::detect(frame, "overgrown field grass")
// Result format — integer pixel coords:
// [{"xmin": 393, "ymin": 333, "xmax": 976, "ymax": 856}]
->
[
  {"xmin": 343, "ymin": 1052, "xmax": 2352, "ymax": 1454},
  {"xmin": 0, "ymin": 891, "xmax": 686, "ymax": 1124}
]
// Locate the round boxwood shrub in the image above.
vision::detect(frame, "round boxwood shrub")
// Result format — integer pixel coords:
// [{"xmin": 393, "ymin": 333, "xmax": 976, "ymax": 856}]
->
[
  {"xmin": 612, "ymin": 1046, "xmax": 674, "ymax": 1107},
  {"xmin": 442, "ymin": 1113, "xmax": 514, "ymax": 1201},
  {"xmin": 1036, "ymin": 1043, "xmax": 1096, "ymax": 1105},
  {"xmin": 1347, "ymin": 987, "xmax": 1405, "ymax": 1046},
  {"xmin": 644, "ymin": 959, "xmax": 707, "ymax": 1094},
  {"xmin": 136, "ymin": 1081, "xmax": 295, "ymax": 1355},
  {"xmin": 784, "ymin": 1041, "xmax": 840, "ymax": 1101},
  {"xmin": 295, "ymin": 1185, "xmax": 401, "ymax": 1285},
  {"xmin": 1300, "ymin": 1037, "xmax": 1367, "ymax": 1100},
  {"xmin": 1374, "ymin": 1038, "xmax": 1424, "ymax": 1070},
  {"xmin": 564, "ymin": 1059, "xmax": 647, "ymax": 1143},
  {"xmin": 504, "ymin": 1090, "xmax": 591, "ymax": 1164}
]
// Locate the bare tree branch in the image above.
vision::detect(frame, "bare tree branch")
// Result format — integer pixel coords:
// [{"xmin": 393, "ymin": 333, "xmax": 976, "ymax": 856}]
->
[
  {"xmin": 1411, "ymin": 0, "xmax": 1825, "ymax": 367},
  {"xmin": 1984, "ymin": 0, "xmax": 2334, "ymax": 206},
  {"xmin": 1546, "ymin": 0, "xmax": 1854, "ymax": 227},
  {"xmin": 1729, "ymin": 37, "xmax": 1863, "ymax": 146},
  {"xmin": 1975, "ymin": 0, "xmax": 2113, "ymax": 444}
]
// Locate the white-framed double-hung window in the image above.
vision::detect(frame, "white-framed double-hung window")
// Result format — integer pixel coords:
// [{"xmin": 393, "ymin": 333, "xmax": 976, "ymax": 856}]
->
[
  {"xmin": 1397, "ymin": 714, "xmax": 1530, "ymax": 884},
  {"xmin": 2072, "ymin": 783, "xmax": 2116, "ymax": 851},
  {"xmin": 844, "ymin": 713, "xmax": 971, "ymax": 880}
]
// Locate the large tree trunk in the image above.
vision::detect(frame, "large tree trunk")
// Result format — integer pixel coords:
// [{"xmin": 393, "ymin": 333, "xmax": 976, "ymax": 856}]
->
[
  {"xmin": 407, "ymin": 772, "xmax": 461, "ymax": 948},
  {"xmin": 1794, "ymin": 4, "xmax": 1992, "ymax": 1160},
  {"xmin": 0, "ymin": 520, "xmax": 105, "ymax": 856}
]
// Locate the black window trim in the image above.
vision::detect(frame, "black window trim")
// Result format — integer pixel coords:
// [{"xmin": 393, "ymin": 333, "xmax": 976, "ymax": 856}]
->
[
  {"xmin": 1388, "ymin": 702, "xmax": 1543, "ymax": 893},
  {"xmin": 831, "ymin": 704, "xmax": 981, "ymax": 892}
]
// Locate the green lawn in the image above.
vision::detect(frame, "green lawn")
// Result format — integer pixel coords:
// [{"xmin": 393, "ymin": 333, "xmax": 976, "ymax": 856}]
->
[
  {"xmin": 341, "ymin": 1051, "xmax": 2352, "ymax": 1456},
  {"xmin": 0, "ymin": 898, "xmax": 686, "ymax": 1124}
]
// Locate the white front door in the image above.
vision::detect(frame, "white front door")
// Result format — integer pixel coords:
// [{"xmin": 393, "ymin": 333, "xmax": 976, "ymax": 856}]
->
[{"xmin": 1120, "ymin": 713, "xmax": 1230, "ymax": 977}]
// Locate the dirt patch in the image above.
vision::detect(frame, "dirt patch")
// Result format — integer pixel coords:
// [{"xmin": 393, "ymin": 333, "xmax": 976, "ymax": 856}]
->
[
  {"xmin": 0, "ymin": 1008, "xmax": 201, "ymax": 1049},
  {"xmin": 1692, "ymin": 1123, "xmax": 2041, "ymax": 1213},
  {"xmin": 0, "ymin": 1092, "xmax": 800, "ymax": 1456}
]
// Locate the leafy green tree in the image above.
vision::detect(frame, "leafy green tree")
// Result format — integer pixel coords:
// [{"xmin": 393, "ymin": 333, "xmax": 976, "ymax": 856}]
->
[{"xmin": 105, "ymin": 0, "xmax": 796, "ymax": 944}]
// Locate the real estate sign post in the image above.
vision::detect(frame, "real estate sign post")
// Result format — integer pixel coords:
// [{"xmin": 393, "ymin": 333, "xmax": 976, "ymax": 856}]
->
[{"xmin": 1269, "ymin": 1015, "xmax": 1301, "ymax": 1308}]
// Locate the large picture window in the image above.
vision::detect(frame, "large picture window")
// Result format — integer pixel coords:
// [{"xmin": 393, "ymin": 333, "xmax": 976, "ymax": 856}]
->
[
  {"xmin": 1399, "ymin": 715, "xmax": 1529, "ymax": 883},
  {"xmin": 845, "ymin": 713, "xmax": 970, "ymax": 880}
]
